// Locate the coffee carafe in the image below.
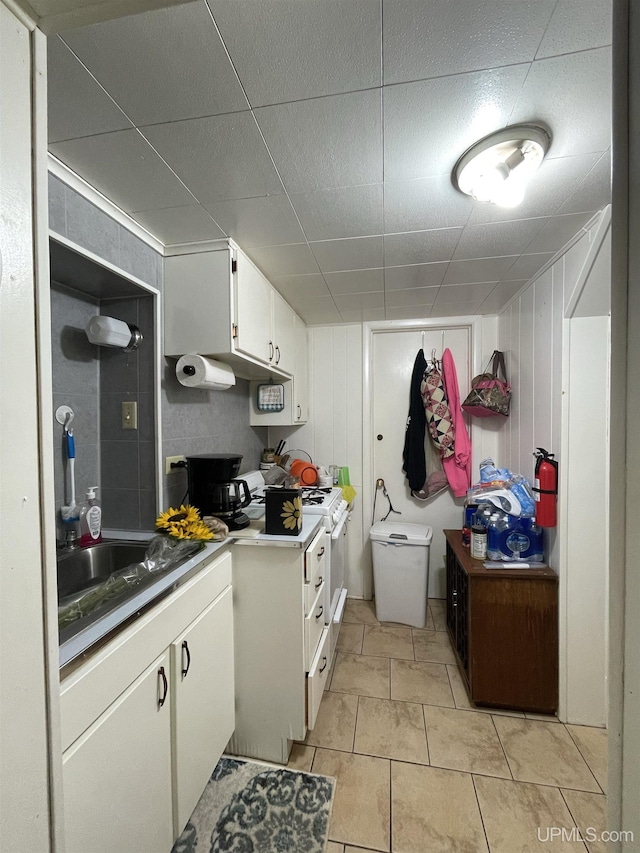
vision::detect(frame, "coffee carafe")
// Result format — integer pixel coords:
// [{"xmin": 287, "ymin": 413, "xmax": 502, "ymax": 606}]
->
[{"xmin": 186, "ymin": 454, "xmax": 252, "ymax": 530}]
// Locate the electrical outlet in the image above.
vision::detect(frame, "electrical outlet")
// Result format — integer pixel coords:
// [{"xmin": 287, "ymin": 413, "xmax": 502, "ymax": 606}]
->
[
  {"xmin": 165, "ymin": 455, "xmax": 186, "ymax": 475},
  {"xmin": 121, "ymin": 401, "xmax": 138, "ymax": 430}
]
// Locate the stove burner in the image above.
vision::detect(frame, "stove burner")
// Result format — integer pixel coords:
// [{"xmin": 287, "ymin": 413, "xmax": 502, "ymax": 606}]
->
[{"xmin": 251, "ymin": 485, "xmax": 334, "ymax": 507}]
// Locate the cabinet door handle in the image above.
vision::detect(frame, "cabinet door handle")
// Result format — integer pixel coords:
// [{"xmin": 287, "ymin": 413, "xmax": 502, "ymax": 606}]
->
[
  {"xmin": 319, "ymin": 656, "xmax": 328, "ymax": 673},
  {"xmin": 297, "ymin": 405, "xmax": 302, "ymax": 420},
  {"xmin": 181, "ymin": 640, "xmax": 191, "ymax": 678},
  {"xmin": 315, "ymin": 576, "xmax": 323, "ymax": 589},
  {"xmin": 275, "ymin": 345, "xmax": 281, "ymax": 364},
  {"xmin": 315, "ymin": 605, "xmax": 324, "ymax": 621},
  {"xmin": 317, "ymin": 547, "xmax": 325, "ymax": 559},
  {"xmin": 269, "ymin": 341, "xmax": 274, "ymax": 361},
  {"xmin": 157, "ymin": 666, "xmax": 168, "ymax": 708}
]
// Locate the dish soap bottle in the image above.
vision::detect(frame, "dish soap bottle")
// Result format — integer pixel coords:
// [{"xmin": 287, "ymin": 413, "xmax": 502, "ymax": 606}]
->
[{"xmin": 79, "ymin": 486, "xmax": 102, "ymax": 546}]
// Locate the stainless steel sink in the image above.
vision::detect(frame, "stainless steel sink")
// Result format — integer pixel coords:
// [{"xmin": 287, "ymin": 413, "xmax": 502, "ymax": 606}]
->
[{"xmin": 57, "ymin": 541, "xmax": 149, "ymax": 604}]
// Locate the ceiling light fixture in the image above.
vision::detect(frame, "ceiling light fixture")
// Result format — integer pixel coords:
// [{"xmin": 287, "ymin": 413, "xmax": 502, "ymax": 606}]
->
[{"xmin": 453, "ymin": 124, "xmax": 551, "ymax": 208}]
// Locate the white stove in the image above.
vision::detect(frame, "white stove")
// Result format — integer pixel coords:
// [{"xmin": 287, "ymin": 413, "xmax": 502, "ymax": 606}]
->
[{"xmin": 243, "ymin": 471, "xmax": 349, "ymax": 659}]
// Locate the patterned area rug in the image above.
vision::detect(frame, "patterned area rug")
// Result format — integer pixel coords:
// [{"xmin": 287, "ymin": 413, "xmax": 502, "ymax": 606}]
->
[{"xmin": 172, "ymin": 757, "xmax": 335, "ymax": 853}]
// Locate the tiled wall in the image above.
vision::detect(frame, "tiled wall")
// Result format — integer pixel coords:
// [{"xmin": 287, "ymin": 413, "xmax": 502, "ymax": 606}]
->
[{"xmin": 49, "ymin": 172, "xmax": 267, "ymax": 531}]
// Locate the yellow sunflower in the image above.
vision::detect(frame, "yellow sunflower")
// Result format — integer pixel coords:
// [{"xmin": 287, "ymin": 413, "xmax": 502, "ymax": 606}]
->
[
  {"xmin": 156, "ymin": 504, "xmax": 213, "ymax": 541},
  {"xmin": 281, "ymin": 496, "xmax": 303, "ymax": 531}
]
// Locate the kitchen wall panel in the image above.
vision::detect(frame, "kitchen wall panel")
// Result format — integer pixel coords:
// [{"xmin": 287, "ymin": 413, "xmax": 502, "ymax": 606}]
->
[{"xmin": 497, "ymin": 206, "xmax": 610, "ymax": 727}]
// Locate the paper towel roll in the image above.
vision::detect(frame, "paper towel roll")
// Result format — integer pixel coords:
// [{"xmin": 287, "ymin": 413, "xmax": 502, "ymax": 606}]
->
[{"xmin": 176, "ymin": 355, "xmax": 235, "ymax": 390}]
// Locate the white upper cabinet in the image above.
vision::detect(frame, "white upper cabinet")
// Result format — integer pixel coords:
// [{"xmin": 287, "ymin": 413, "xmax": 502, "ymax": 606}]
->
[{"xmin": 164, "ymin": 243, "xmax": 305, "ymax": 383}]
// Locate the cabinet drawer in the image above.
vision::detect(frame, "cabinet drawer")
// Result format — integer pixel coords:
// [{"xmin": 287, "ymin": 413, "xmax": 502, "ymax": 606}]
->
[
  {"xmin": 304, "ymin": 529, "xmax": 326, "ymax": 583},
  {"xmin": 307, "ymin": 628, "xmax": 330, "ymax": 731},
  {"xmin": 304, "ymin": 552, "xmax": 326, "ymax": 616},
  {"xmin": 304, "ymin": 582, "xmax": 326, "ymax": 671}
]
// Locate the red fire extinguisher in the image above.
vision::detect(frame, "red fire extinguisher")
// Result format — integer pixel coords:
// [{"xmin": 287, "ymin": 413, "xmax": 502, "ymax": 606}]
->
[{"xmin": 533, "ymin": 448, "xmax": 558, "ymax": 528}]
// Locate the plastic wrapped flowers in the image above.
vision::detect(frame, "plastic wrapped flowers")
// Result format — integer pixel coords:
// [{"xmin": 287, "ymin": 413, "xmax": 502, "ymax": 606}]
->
[{"xmin": 156, "ymin": 504, "xmax": 215, "ymax": 541}]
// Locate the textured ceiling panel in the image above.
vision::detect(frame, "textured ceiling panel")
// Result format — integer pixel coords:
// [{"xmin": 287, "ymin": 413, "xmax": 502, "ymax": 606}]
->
[{"xmin": 47, "ymin": 0, "xmax": 612, "ymax": 323}]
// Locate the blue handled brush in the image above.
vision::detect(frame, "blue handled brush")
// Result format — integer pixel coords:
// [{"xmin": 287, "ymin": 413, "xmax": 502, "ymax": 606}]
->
[{"xmin": 61, "ymin": 413, "xmax": 79, "ymax": 524}]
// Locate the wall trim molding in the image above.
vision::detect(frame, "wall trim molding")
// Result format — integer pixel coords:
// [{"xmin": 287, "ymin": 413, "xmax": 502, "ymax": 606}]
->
[{"xmin": 48, "ymin": 155, "xmax": 165, "ymax": 255}]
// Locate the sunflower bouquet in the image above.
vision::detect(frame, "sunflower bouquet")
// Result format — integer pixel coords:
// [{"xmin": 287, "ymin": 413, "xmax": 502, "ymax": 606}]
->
[{"xmin": 156, "ymin": 504, "xmax": 215, "ymax": 541}]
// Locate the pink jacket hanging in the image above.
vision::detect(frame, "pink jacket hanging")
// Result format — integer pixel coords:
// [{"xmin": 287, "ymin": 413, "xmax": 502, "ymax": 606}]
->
[{"xmin": 441, "ymin": 348, "xmax": 471, "ymax": 497}]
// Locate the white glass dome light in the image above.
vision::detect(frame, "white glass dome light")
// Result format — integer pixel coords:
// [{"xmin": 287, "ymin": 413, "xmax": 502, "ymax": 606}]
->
[{"xmin": 453, "ymin": 125, "xmax": 551, "ymax": 208}]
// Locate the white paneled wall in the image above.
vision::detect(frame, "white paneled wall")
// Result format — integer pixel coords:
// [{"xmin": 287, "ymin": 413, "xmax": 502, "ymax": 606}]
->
[{"xmin": 497, "ymin": 207, "xmax": 610, "ymax": 726}]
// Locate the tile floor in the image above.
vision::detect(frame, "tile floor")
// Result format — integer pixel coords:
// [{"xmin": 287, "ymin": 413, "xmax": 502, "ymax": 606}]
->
[{"xmin": 287, "ymin": 598, "xmax": 608, "ymax": 853}]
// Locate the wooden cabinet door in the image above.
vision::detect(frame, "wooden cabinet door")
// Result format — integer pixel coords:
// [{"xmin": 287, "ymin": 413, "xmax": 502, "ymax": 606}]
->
[
  {"xmin": 62, "ymin": 652, "xmax": 173, "ymax": 853},
  {"xmin": 234, "ymin": 253, "xmax": 272, "ymax": 364},
  {"xmin": 271, "ymin": 290, "xmax": 296, "ymax": 374},
  {"xmin": 293, "ymin": 314, "xmax": 309, "ymax": 422},
  {"xmin": 171, "ymin": 586, "xmax": 235, "ymax": 836}
]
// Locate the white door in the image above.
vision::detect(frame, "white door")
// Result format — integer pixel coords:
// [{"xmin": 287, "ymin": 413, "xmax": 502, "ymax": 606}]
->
[
  {"xmin": 271, "ymin": 289, "xmax": 296, "ymax": 374},
  {"xmin": 371, "ymin": 327, "xmax": 471, "ymax": 598},
  {"xmin": 171, "ymin": 585, "xmax": 235, "ymax": 836},
  {"xmin": 62, "ymin": 652, "xmax": 174, "ymax": 853}
]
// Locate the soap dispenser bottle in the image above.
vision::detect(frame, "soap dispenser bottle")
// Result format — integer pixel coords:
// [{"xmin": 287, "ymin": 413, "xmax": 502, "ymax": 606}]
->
[{"xmin": 79, "ymin": 486, "xmax": 102, "ymax": 547}]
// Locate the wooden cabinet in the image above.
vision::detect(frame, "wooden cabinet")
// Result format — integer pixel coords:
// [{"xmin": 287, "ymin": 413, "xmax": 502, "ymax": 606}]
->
[
  {"xmin": 444, "ymin": 529, "xmax": 558, "ymax": 714},
  {"xmin": 164, "ymin": 243, "xmax": 304, "ymax": 383},
  {"xmin": 60, "ymin": 549, "xmax": 234, "ymax": 850},
  {"xmin": 228, "ymin": 526, "xmax": 328, "ymax": 763},
  {"xmin": 248, "ymin": 317, "xmax": 309, "ymax": 426},
  {"xmin": 170, "ymin": 586, "xmax": 234, "ymax": 836},
  {"xmin": 63, "ymin": 652, "xmax": 173, "ymax": 853}
]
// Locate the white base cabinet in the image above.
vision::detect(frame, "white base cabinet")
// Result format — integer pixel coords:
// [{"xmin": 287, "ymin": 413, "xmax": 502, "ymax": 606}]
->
[
  {"xmin": 227, "ymin": 529, "xmax": 327, "ymax": 763},
  {"xmin": 60, "ymin": 549, "xmax": 234, "ymax": 852}
]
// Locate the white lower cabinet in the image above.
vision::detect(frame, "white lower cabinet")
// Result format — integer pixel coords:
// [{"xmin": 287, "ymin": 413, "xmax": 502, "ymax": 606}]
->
[
  {"xmin": 63, "ymin": 652, "xmax": 173, "ymax": 853},
  {"xmin": 228, "ymin": 528, "xmax": 327, "ymax": 763},
  {"xmin": 171, "ymin": 586, "xmax": 234, "ymax": 836},
  {"xmin": 60, "ymin": 549, "xmax": 234, "ymax": 852}
]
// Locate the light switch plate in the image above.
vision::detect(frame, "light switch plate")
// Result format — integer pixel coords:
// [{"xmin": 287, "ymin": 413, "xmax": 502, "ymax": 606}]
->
[{"xmin": 122, "ymin": 400, "xmax": 138, "ymax": 430}]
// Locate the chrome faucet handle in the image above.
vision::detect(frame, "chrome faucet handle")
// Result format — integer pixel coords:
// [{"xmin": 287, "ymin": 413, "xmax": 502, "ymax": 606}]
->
[{"xmin": 65, "ymin": 528, "xmax": 78, "ymax": 550}]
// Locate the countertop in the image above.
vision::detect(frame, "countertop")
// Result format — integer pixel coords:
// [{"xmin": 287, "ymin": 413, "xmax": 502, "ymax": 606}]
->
[
  {"xmin": 230, "ymin": 514, "xmax": 323, "ymax": 548},
  {"xmin": 59, "ymin": 537, "xmax": 232, "ymax": 670}
]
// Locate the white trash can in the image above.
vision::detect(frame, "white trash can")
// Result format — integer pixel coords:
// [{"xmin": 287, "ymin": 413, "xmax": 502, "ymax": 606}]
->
[{"xmin": 369, "ymin": 521, "xmax": 433, "ymax": 628}]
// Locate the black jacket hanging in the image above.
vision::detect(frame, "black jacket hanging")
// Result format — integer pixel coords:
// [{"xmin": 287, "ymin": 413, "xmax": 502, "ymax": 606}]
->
[{"xmin": 402, "ymin": 350, "xmax": 428, "ymax": 492}]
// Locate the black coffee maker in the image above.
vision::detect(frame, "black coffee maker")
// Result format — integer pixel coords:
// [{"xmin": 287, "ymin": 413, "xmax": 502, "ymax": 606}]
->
[{"xmin": 186, "ymin": 454, "xmax": 252, "ymax": 530}]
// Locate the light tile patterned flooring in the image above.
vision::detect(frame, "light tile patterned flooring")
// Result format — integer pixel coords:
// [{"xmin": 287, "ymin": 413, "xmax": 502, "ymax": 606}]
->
[{"xmin": 287, "ymin": 598, "xmax": 608, "ymax": 853}]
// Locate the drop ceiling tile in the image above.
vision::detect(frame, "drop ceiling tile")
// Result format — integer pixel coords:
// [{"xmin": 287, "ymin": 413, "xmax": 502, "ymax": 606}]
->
[
  {"xmin": 48, "ymin": 37, "xmax": 132, "ymax": 143},
  {"xmin": 271, "ymin": 274, "xmax": 331, "ymax": 301},
  {"xmin": 467, "ymin": 153, "xmax": 601, "ymax": 225},
  {"xmin": 525, "ymin": 211, "xmax": 595, "ymax": 254},
  {"xmin": 503, "ymin": 252, "xmax": 554, "ymax": 281},
  {"xmin": 290, "ymin": 184, "xmax": 383, "ymax": 241},
  {"xmin": 453, "ymin": 217, "xmax": 548, "ymax": 260},
  {"xmin": 142, "ymin": 112, "xmax": 282, "ymax": 204},
  {"xmin": 478, "ymin": 281, "xmax": 528, "ymax": 314},
  {"xmin": 339, "ymin": 307, "xmax": 387, "ymax": 322},
  {"xmin": 385, "ymin": 305, "xmax": 433, "ymax": 320},
  {"xmin": 49, "ymin": 130, "xmax": 195, "ymax": 213},
  {"xmin": 535, "ymin": 0, "xmax": 611, "ymax": 59},
  {"xmin": 202, "ymin": 195, "xmax": 306, "ymax": 248},
  {"xmin": 325, "ymin": 269, "xmax": 384, "ymax": 296},
  {"xmin": 510, "ymin": 47, "xmax": 612, "ymax": 160},
  {"xmin": 385, "ymin": 287, "xmax": 439, "ymax": 308},
  {"xmin": 384, "ymin": 228, "xmax": 462, "ymax": 266},
  {"xmin": 131, "ymin": 205, "xmax": 225, "ymax": 245},
  {"xmin": 435, "ymin": 282, "xmax": 496, "ymax": 303},
  {"xmin": 255, "ymin": 90, "xmax": 382, "ymax": 194},
  {"xmin": 61, "ymin": 3, "xmax": 248, "ymax": 126},
  {"xmin": 285, "ymin": 295, "xmax": 341, "ymax": 325},
  {"xmin": 246, "ymin": 244, "xmax": 320, "ymax": 278},
  {"xmin": 443, "ymin": 256, "xmax": 516, "ymax": 285},
  {"xmin": 310, "ymin": 237, "xmax": 383, "ymax": 273},
  {"xmin": 384, "ymin": 175, "xmax": 472, "ymax": 234},
  {"xmin": 431, "ymin": 301, "xmax": 484, "ymax": 317},
  {"xmin": 558, "ymin": 150, "xmax": 611, "ymax": 215},
  {"xmin": 207, "ymin": 0, "xmax": 381, "ymax": 106},
  {"xmin": 383, "ymin": 65, "xmax": 529, "ymax": 182},
  {"xmin": 384, "ymin": 262, "xmax": 448, "ymax": 290},
  {"xmin": 384, "ymin": 0, "xmax": 555, "ymax": 85},
  {"xmin": 334, "ymin": 292, "xmax": 385, "ymax": 312}
]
